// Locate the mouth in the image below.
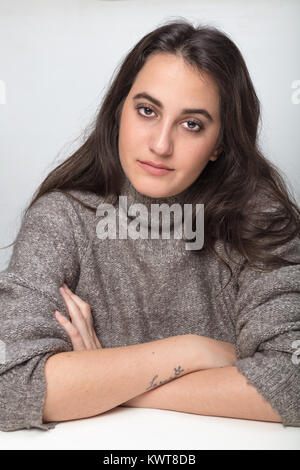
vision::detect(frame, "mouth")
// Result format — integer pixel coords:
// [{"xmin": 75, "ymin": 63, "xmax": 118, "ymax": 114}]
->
[
  {"xmin": 137, "ymin": 160, "xmax": 174, "ymax": 176},
  {"xmin": 137, "ymin": 160, "xmax": 174, "ymax": 170}
]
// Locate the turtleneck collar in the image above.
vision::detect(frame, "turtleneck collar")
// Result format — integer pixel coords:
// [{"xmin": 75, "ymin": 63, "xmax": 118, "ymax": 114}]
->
[
  {"xmin": 120, "ymin": 171, "xmax": 192, "ymax": 207},
  {"xmin": 114, "ymin": 171, "xmax": 194, "ymax": 234}
]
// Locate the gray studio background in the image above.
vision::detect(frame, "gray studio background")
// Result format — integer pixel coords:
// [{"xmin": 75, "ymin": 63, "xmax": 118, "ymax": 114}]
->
[{"xmin": 0, "ymin": 0, "xmax": 299, "ymax": 270}]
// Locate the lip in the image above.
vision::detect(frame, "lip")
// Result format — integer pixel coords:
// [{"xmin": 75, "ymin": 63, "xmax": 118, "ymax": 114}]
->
[
  {"xmin": 139, "ymin": 160, "xmax": 173, "ymax": 170},
  {"xmin": 137, "ymin": 160, "xmax": 174, "ymax": 176}
]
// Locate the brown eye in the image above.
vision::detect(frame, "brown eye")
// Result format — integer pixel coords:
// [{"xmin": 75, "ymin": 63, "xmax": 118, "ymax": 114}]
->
[
  {"xmin": 136, "ymin": 105, "xmax": 155, "ymax": 117},
  {"xmin": 183, "ymin": 120, "xmax": 204, "ymax": 132}
]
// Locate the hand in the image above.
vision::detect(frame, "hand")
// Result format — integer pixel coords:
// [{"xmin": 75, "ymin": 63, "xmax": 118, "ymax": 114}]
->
[{"xmin": 55, "ymin": 283, "xmax": 102, "ymax": 351}]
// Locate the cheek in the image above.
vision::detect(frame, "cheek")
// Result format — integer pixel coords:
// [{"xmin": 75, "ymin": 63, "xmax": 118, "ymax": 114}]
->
[
  {"xmin": 185, "ymin": 157, "xmax": 207, "ymax": 175},
  {"xmin": 177, "ymin": 142, "xmax": 215, "ymax": 179},
  {"xmin": 179, "ymin": 139, "xmax": 212, "ymax": 164},
  {"xmin": 120, "ymin": 117, "xmax": 145, "ymax": 154},
  {"xmin": 181, "ymin": 125, "xmax": 220, "ymax": 160}
]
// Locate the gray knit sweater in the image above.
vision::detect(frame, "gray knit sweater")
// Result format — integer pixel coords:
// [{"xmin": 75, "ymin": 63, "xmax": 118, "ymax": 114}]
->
[{"xmin": 0, "ymin": 174, "xmax": 299, "ymax": 431}]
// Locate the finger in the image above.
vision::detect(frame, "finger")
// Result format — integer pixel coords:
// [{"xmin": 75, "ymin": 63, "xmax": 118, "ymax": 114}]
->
[
  {"xmin": 62, "ymin": 284, "xmax": 102, "ymax": 349},
  {"xmin": 93, "ymin": 330, "xmax": 102, "ymax": 349},
  {"xmin": 55, "ymin": 311, "xmax": 86, "ymax": 351},
  {"xmin": 62, "ymin": 284, "xmax": 94, "ymax": 335},
  {"xmin": 59, "ymin": 287, "xmax": 94, "ymax": 349}
]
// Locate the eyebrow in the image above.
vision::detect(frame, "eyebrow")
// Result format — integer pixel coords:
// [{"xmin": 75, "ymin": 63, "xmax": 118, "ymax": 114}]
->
[{"xmin": 133, "ymin": 92, "xmax": 214, "ymax": 122}]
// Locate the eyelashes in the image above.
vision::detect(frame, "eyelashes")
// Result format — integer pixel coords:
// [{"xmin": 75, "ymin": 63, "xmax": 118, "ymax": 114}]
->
[{"xmin": 135, "ymin": 104, "xmax": 205, "ymax": 133}]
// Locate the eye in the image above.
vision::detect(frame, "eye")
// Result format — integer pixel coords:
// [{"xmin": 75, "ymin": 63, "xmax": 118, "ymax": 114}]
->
[
  {"xmin": 135, "ymin": 104, "xmax": 205, "ymax": 133},
  {"xmin": 182, "ymin": 121, "xmax": 204, "ymax": 132},
  {"xmin": 136, "ymin": 105, "xmax": 155, "ymax": 118}
]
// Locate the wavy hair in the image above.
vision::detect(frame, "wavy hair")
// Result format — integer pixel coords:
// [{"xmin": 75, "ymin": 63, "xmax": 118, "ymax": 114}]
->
[{"xmin": 2, "ymin": 18, "xmax": 300, "ymax": 289}]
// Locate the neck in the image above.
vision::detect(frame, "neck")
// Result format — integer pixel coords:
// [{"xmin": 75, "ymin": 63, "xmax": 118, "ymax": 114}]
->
[
  {"xmin": 115, "ymin": 171, "xmax": 194, "ymax": 232},
  {"xmin": 121, "ymin": 172, "xmax": 191, "ymax": 204}
]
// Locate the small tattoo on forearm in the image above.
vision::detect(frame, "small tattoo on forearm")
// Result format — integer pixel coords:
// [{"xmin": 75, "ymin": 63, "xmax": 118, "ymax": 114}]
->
[{"xmin": 146, "ymin": 365, "xmax": 185, "ymax": 391}]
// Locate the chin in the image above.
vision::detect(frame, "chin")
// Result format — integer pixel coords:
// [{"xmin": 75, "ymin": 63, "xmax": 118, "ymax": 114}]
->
[{"xmin": 131, "ymin": 180, "xmax": 163, "ymax": 198}]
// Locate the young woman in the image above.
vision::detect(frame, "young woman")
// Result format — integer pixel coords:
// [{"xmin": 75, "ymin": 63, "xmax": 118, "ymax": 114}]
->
[{"xmin": 0, "ymin": 19, "xmax": 299, "ymax": 432}]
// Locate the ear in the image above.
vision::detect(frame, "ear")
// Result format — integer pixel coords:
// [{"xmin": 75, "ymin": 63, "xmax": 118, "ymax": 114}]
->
[{"xmin": 209, "ymin": 146, "xmax": 223, "ymax": 162}]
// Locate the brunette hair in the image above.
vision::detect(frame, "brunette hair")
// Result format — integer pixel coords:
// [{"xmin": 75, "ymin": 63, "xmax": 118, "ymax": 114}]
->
[{"xmin": 2, "ymin": 18, "xmax": 300, "ymax": 289}]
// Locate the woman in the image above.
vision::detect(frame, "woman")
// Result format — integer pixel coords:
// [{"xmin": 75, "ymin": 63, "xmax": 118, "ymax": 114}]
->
[{"xmin": 0, "ymin": 19, "xmax": 299, "ymax": 432}]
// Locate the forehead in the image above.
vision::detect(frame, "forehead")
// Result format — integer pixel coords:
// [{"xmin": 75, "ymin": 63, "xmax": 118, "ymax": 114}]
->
[{"xmin": 129, "ymin": 53, "xmax": 220, "ymax": 116}]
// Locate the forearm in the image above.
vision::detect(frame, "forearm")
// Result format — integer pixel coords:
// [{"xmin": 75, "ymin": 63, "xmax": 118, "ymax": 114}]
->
[
  {"xmin": 121, "ymin": 366, "xmax": 282, "ymax": 424},
  {"xmin": 43, "ymin": 334, "xmax": 202, "ymax": 423}
]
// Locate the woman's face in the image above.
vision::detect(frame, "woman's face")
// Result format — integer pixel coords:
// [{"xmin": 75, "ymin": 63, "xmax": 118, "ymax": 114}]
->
[{"xmin": 118, "ymin": 53, "xmax": 221, "ymax": 198}]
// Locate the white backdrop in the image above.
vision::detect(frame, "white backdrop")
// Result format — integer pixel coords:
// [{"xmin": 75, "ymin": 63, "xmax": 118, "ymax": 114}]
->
[{"xmin": 0, "ymin": 0, "xmax": 299, "ymax": 270}]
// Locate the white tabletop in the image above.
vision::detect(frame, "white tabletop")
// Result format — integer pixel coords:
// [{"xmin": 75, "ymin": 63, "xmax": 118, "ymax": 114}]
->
[{"xmin": 0, "ymin": 406, "xmax": 299, "ymax": 450}]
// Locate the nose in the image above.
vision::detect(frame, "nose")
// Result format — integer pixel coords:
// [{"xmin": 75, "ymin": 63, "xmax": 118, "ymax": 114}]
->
[{"xmin": 149, "ymin": 120, "xmax": 174, "ymax": 157}]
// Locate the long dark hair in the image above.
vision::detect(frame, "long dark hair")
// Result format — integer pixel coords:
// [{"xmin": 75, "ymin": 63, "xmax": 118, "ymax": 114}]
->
[{"xmin": 2, "ymin": 18, "xmax": 300, "ymax": 289}]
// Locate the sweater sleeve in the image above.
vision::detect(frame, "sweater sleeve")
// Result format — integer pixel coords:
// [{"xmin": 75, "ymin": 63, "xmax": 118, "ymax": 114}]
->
[
  {"xmin": 232, "ymin": 235, "xmax": 300, "ymax": 427},
  {"xmin": 0, "ymin": 191, "xmax": 89, "ymax": 432}
]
